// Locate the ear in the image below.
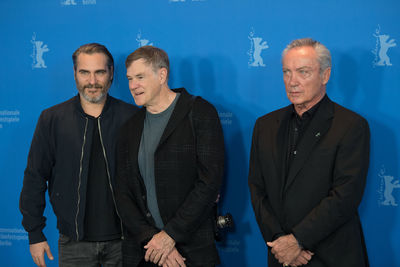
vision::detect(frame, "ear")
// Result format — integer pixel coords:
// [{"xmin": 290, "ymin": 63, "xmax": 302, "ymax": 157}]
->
[
  {"xmin": 158, "ymin": 67, "xmax": 168, "ymax": 84},
  {"xmin": 321, "ymin": 67, "xmax": 331, "ymax": 85},
  {"xmin": 109, "ymin": 66, "xmax": 114, "ymax": 81}
]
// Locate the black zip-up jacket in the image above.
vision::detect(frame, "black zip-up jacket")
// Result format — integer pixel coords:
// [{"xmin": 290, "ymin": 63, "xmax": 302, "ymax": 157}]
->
[{"xmin": 20, "ymin": 95, "xmax": 138, "ymax": 244}]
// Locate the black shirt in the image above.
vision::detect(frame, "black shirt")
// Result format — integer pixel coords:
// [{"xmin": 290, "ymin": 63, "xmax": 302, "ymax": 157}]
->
[
  {"xmin": 84, "ymin": 116, "xmax": 121, "ymax": 241},
  {"xmin": 285, "ymin": 95, "xmax": 328, "ymax": 180}
]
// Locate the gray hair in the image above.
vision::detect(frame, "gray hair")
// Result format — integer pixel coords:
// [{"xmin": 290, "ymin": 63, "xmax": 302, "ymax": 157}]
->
[
  {"xmin": 282, "ymin": 38, "xmax": 331, "ymax": 74},
  {"xmin": 125, "ymin": 45, "xmax": 170, "ymax": 80}
]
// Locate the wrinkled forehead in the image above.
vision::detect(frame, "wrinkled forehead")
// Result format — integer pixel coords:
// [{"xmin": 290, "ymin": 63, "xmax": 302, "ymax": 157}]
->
[
  {"xmin": 129, "ymin": 58, "xmax": 155, "ymax": 69},
  {"xmin": 282, "ymin": 47, "xmax": 320, "ymax": 69}
]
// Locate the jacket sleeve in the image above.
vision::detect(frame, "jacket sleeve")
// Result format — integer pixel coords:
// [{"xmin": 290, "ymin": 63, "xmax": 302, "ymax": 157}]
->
[
  {"xmin": 248, "ymin": 118, "xmax": 285, "ymax": 243},
  {"xmin": 292, "ymin": 116, "xmax": 370, "ymax": 250},
  {"xmin": 115, "ymin": 128, "xmax": 159, "ymax": 245},
  {"xmin": 163, "ymin": 98, "xmax": 224, "ymax": 244},
  {"xmin": 19, "ymin": 111, "xmax": 54, "ymax": 244}
]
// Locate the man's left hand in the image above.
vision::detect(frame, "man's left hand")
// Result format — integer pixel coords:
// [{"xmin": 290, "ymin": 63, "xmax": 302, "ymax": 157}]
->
[
  {"xmin": 144, "ymin": 231, "xmax": 176, "ymax": 265},
  {"xmin": 266, "ymin": 234, "xmax": 302, "ymax": 265}
]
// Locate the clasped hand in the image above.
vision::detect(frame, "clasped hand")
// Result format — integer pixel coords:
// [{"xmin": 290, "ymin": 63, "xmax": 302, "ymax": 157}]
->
[
  {"xmin": 267, "ymin": 234, "xmax": 313, "ymax": 266},
  {"xmin": 144, "ymin": 231, "xmax": 186, "ymax": 266}
]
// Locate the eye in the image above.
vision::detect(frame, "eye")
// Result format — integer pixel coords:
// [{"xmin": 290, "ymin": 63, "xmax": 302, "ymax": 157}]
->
[
  {"xmin": 79, "ymin": 70, "xmax": 89, "ymax": 76},
  {"xmin": 282, "ymin": 70, "xmax": 291, "ymax": 78},
  {"xmin": 96, "ymin": 70, "xmax": 107, "ymax": 76},
  {"xmin": 299, "ymin": 69, "xmax": 312, "ymax": 77}
]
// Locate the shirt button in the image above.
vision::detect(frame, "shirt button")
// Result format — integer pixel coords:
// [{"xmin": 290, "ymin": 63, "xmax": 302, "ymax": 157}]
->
[
  {"xmin": 146, "ymin": 212, "xmax": 151, "ymax": 218},
  {"xmin": 142, "ymin": 195, "xmax": 146, "ymax": 200},
  {"xmin": 294, "ymin": 151, "xmax": 297, "ymax": 155}
]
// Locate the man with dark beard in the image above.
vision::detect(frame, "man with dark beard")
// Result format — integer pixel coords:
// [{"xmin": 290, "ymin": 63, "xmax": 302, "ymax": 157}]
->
[{"xmin": 20, "ymin": 43, "xmax": 138, "ymax": 267}]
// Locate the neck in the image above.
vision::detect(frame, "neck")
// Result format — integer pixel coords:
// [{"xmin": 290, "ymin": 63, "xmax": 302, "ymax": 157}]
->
[
  {"xmin": 80, "ymin": 95, "xmax": 107, "ymax": 118},
  {"xmin": 146, "ymin": 85, "xmax": 176, "ymax": 114},
  {"xmin": 294, "ymin": 91, "xmax": 325, "ymax": 117}
]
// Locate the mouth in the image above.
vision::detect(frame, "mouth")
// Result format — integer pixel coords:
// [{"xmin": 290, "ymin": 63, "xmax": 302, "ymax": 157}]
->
[
  {"xmin": 289, "ymin": 91, "xmax": 301, "ymax": 96},
  {"xmin": 133, "ymin": 91, "xmax": 144, "ymax": 97}
]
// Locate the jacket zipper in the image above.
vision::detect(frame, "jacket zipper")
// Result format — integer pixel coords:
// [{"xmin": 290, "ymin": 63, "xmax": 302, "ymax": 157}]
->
[
  {"xmin": 75, "ymin": 117, "xmax": 88, "ymax": 241},
  {"xmin": 97, "ymin": 118, "xmax": 125, "ymax": 239}
]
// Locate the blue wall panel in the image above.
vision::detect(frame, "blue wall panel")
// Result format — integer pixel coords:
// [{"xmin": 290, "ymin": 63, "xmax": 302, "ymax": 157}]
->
[{"xmin": 1, "ymin": 0, "xmax": 399, "ymax": 266}]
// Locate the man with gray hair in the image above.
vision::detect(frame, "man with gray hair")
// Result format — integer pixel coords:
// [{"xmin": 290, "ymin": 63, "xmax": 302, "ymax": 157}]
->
[
  {"xmin": 248, "ymin": 38, "xmax": 370, "ymax": 266},
  {"xmin": 115, "ymin": 46, "xmax": 224, "ymax": 267}
]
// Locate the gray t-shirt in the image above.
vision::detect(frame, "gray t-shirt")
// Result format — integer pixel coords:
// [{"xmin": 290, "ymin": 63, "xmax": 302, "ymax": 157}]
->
[{"xmin": 138, "ymin": 93, "xmax": 180, "ymax": 229}]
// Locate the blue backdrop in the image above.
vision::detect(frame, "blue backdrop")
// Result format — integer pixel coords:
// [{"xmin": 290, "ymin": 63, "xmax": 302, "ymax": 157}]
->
[{"xmin": 1, "ymin": 0, "xmax": 399, "ymax": 266}]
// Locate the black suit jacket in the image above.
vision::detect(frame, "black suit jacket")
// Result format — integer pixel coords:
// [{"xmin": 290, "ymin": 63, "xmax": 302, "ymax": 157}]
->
[
  {"xmin": 115, "ymin": 88, "xmax": 224, "ymax": 266},
  {"xmin": 248, "ymin": 96, "xmax": 370, "ymax": 267}
]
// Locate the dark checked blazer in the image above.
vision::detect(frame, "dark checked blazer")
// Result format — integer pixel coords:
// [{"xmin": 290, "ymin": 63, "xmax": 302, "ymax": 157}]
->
[
  {"xmin": 248, "ymin": 96, "xmax": 370, "ymax": 267},
  {"xmin": 115, "ymin": 88, "xmax": 224, "ymax": 267}
]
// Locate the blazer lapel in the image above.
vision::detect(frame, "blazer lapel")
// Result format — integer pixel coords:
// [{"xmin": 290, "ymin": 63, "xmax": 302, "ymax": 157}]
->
[
  {"xmin": 274, "ymin": 106, "xmax": 291, "ymax": 181},
  {"xmin": 129, "ymin": 108, "xmax": 145, "ymax": 177},
  {"xmin": 275, "ymin": 106, "xmax": 292, "ymax": 199},
  {"xmin": 284, "ymin": 97, "xmax": 334, "ymax": 191},
  {"xmin": 158, "ymin": 88, "xmax": 193, "ymax": 147}
]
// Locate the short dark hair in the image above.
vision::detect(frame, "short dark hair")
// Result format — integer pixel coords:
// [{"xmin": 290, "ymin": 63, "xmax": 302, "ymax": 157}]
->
[
  {"xmin": 125, "ymin": 46, "xmax": 170, "ymax": 80},
  {"xmin": 72, "ymin": 43, "xmax": 114, "ymax": 71}
]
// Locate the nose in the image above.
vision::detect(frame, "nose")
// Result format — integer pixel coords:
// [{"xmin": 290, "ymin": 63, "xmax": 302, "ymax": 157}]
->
[
  {"xmin": 88, "ymin": 73, "xmax": 96, "ymax": 85},
  {"xmin": 129, "ymin": 79, "xmax": 139, "ymax": 90},
  {"xmin": 288, "ymin": 73, "xmax": 299, "ymax": 87}
]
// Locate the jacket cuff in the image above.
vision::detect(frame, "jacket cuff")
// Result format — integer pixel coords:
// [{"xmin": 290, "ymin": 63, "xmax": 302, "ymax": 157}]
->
[
  {"xmin": 291, "ymin": 232, "xmax": 304, "ymax": 249},
  {"xmin": 137, "ymin": 229, "xmax": 159, "ymax": 246},
  {"xmin": 292, "ymin": 228, "xmax": 310, "ymax": 250},
  {"xmin": 163, "ymin": 223, "xmax": 187, "ymax": 244},
  {"xmin": 28, "ymin": 230, "xmax": 47, "ymax": 245}
]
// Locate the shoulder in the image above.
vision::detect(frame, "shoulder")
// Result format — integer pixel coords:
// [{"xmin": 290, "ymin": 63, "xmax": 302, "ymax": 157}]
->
[
  {"xmin": 255, "ymin": 105, "xmax": 290, "ymax": 127},
  {"xmin": 39, "ymin": 96, "xmax": 77, "ymax": 121},
  {"xmin": 108, "ymin": 95, "xmax": 139, "ymax": 114},
  {"xmin": 332, "ymin": 102, "xmax": 369, "ymax": 129},
  {"xmin": 192, "ymin": 96, "xmax": 218, "ymax": 117},
  {"xmin": 119, "ymin": 107, "xmax": 145, "ymax": 134}
]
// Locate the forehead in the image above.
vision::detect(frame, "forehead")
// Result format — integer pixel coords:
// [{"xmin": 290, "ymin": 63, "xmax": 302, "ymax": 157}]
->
[
  {"xmin": 282, "ymin": 46, "xmax": 319, "ymax": 69},
  {"xmin": 127, "ymin": 58, "xmax": 154, "ymax": 74},
  {"xmin": 76, "ymin": 53, "xmax": 108, "ymax": 69}
]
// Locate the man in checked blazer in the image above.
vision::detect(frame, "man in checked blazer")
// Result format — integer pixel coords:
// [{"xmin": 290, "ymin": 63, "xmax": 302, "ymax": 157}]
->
[
  {"xmin": 115, "ymin": 46, "xmax": 224, "ymax": 267},
  {"xmin": 248, "ymin": 38, "xmax": 370, "ymax": 267}
]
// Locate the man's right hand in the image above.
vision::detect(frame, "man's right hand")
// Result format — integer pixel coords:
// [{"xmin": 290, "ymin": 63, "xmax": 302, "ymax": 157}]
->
[
  {"xmin": 29, "ymin": 241, "xmax": 54, "ymax": 267},
  {"xmin": 162, "ymin": 248, "xmax": 186, "ymax": 267},
  {"xmin": 290, "ymin": 250, "xmax": 314, "ymax": 266}
]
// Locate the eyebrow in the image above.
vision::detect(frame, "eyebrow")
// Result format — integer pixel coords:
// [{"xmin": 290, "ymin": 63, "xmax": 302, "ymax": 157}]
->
[
  {"xmin": 296, "ymin": 66, "xmax": 313, "ymax": 71},
  {"xmin": 78, "ymin": 68, "xmax": 107, "ymax": 73},
  {"xmin": 126, "ymin": 72, "xmax": 144, "ymax": 78}
]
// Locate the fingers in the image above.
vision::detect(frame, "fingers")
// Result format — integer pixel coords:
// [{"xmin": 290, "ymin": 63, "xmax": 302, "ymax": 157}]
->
[
  {"xmin": 301, "ymin": 251, "xmax": 312, "ymax": 261},
  {"xmin": 289, "ymin": 250, "xmax": 313, "ymax": 266},
  {"xmin": 295, "ymin": 254, "xmax": 308, "ymax": 265},
  {"xmin": 158, "ymin": 251, "xmax": 168, "ymax": 266},
  {"xmin": 33, "ymin": 254, "xmax": 46, "ymax": 267},
  {"xmin": 44, "ymin": 245, "xmax": 54, "ymax": 261},
  {"xmin": 30, "ymin": 241, "xmax": 52, "ymax": 267},
  {"xmin": 152, "ymin": 250, "xmax": 162, "ymax": 264},
  {"xmin": 175, "ymin": 255, "xmax": 186, "ymax": 267},
  {"xmin": 144, "ymin": 248, "xmax": 153, "ymax": 262},
  {"xmin": 162, "ymin": 249, "xmax": 186, "ymax": 267},
  {"xmin": 305, "ymin": 250, "xmax": 314, "ymax": 256}
]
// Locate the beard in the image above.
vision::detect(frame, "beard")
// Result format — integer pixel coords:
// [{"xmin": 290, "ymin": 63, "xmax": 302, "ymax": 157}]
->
[{"xmin": 77, "ymin": 82, "xmax": 110, "ymax": 104}]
